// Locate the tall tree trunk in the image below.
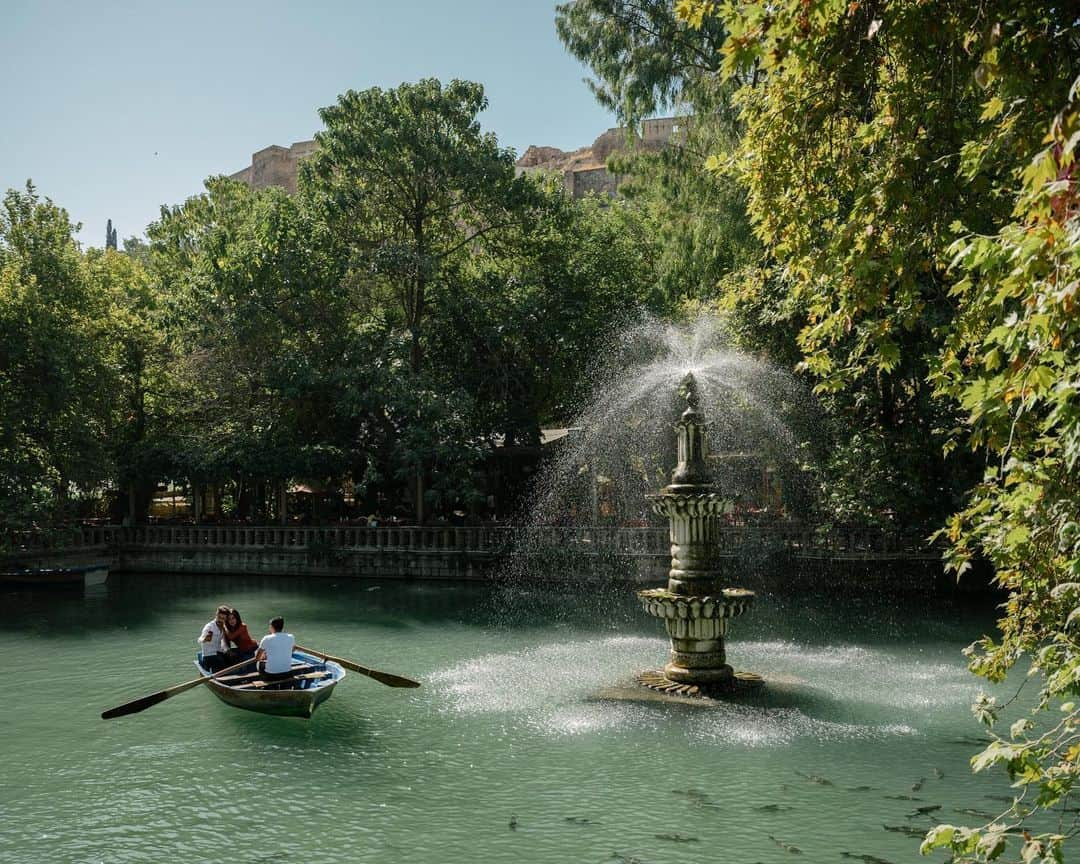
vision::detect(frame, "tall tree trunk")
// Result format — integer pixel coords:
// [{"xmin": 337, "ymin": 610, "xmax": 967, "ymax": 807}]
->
[
  {"xmin": 410, "ymin": 326, "xmax": 422, "ymax": 376},
  {"xmin": 236, "ymin": 476, "xmax": 252, "ymax": 521},
  {"xmin": 124, "ymin": 355, "xmax": 149, "ymax": 526},
  {"xmin": 410, "ymin": 260, "xmax": 427, "ymax": 524}
]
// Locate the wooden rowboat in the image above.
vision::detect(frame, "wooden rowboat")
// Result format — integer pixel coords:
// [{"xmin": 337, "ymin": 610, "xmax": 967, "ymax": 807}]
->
[
  {"xmin": 1, "ymin": 563, "xmax": 109, "ymax": 587},
  {"xmin": 195, "ymin": 650, "xmax": 346, "ymax": 718}
]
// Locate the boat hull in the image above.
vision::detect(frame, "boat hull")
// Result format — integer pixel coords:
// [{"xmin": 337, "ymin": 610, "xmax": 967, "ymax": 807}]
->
[
  {"xmin": 196, "ymin": 651, "xmax": 345, "ymax": 719},
  {"xmin": 1, "ymin": 563, "xmax": 109, "ymax": 588}
]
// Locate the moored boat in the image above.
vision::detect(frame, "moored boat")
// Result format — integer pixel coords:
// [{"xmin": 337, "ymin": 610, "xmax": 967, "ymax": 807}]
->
[
  {"xmin": 1, "ymin": 563, "xmax": 109, "ymax": 588},
  {"xmin": 195, "ymin": 650, "xmax": 346, "ymax": 718}
]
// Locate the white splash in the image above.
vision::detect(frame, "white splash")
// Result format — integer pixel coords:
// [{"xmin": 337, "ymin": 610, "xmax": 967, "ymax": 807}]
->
[{"xmin": 429, "ymin": 636, "xmax": 958, "ymax": 747}]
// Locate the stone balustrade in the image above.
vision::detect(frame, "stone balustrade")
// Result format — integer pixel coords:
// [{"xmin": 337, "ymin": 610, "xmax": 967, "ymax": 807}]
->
[{"xmin": 3, "ymin": 523, "xmax": 938, "ymax": 561}]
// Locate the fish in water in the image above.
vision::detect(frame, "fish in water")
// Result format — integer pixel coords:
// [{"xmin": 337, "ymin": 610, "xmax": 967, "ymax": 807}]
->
[
  {"xmin": 672, "ymin": 788, "xmax": 711, "ymax": 801},
  {"xmin": 953, "ymin": 808, "xmax": 996, "ymax": 820},
  {"xmin": 509, "ymin": 815, "xmax": 517, "ymax": 831},
  {"xmin": 565, "ymin": 817, "xmax": 595, "ymax": 826},
  {"xmin": 655, "ymin": 834, "xmax": 699, "ymax": 843},
  {"xmin": 933, "ymin": 768, "xmax": 945, "ymax": 779},
  {"xmin": 847, "ymin": 786, "xmax": 876, "ymax": 792},
  {"xmin": 768, "ymin": 835, "xmax": 803, "ymax": 854},
  {"xmin": 610, "ymin": 854, "xmax": 645, "ymax": 864},
  {"xmin": 883, "ymin": 824, "xmax": 925, "ymax": 837},
  {"xmin": 795, "ymin": 771, "xmax": 834, "ymax": 786},
  {"xmin": 985, "ymin": 795, "xmax": 1015, "ymax": 803},
  {"xmin": 672, "ymin": 789, "xmax": 719, "ymax": 808},
  {"xmin": 911, "ymin": 778, "xmax": 925, "ymax": 792},
  {"xmin": 883, "ymin": 795, "xmax": 921, "ymax": 801},
  {"xmin": 907, "ymin": 805, "xmax": 942, "ymax": 819},
  {"xmin": 841, "ymin": 854, "xmax": 897, "ymax": 864},
  {"xmin": 754, "ymin": 804, "xmax": 794, "ymax": 813}
]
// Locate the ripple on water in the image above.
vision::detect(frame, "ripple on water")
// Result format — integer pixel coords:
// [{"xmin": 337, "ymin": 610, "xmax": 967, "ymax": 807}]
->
[
  {"xmin": 686, "ymin": 704, "xmax": 918, "ymax": 748},
  {"xmin": 429, "ymin": 636, "xmax": 940, "ymax": 746},
  {"xmin": 738, "ymin": 640, "xmax": 979, "ymax": 709}
]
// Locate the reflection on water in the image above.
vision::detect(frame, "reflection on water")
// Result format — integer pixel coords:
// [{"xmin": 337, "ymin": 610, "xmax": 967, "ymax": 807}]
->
[{"xmin": 0, "ymin": 572, "xmax": 1016, "ymax": 864}]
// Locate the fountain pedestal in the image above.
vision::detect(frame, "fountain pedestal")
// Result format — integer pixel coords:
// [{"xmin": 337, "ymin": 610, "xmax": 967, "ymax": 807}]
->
[{"xmin": 637, "ymin": 374, "xmax": 762, "ymax": 695}]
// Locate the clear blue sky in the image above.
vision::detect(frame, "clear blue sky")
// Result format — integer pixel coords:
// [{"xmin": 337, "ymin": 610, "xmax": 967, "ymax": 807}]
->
[{"xmin": 0, "ymin": 0, "xmax": 616, "ymax": 246}]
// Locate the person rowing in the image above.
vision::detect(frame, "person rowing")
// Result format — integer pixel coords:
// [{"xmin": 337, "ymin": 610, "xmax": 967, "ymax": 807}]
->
[{"xmin": 255, "ymin": 616, "xmax": 295, "ymax": 685}]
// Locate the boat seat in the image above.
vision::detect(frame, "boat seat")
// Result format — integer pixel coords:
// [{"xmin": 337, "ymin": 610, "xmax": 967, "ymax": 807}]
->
[
  {"xmin": 235, "ymin": 671, "xmax": 331, "ymax": 691},
  {"xmin": 215, "ymin": 664, "xmax": 316, "ymax": 684}
]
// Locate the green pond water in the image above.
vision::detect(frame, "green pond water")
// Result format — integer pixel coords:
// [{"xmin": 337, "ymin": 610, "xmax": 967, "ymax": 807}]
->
[{"xmin": 1, "ymin": 572, "xmax": 1020, "ymax": 864}]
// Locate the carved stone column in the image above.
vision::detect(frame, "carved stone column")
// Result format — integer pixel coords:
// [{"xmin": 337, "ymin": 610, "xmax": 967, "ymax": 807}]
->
[{"xmin": 637, "ymin": 373, "xmax": 759, "ymax": 692}]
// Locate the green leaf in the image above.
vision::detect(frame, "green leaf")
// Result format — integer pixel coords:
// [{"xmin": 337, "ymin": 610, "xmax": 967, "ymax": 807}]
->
[
  {"xmin": 981, "ymin": 96, "xmax": 1006, "ymax": 120},
  {"xmin": 920, "ymin": 824, "xmax": 956, "ymax": 853},
  {"xmin": 1004, "ymin": 525, "xmax": 1031, "ymax": 548}
]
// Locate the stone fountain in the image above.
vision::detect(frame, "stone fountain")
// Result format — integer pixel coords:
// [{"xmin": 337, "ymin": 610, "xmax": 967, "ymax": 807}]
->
[{"xmin": 636, "ymin": 373, "xmax": 763, "ymax": 697}]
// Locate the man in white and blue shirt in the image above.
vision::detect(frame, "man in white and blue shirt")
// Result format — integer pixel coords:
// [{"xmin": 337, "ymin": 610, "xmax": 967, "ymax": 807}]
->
[{"xmin": 255, "ymin": 616, "xmax": 295, "ymax": 683}]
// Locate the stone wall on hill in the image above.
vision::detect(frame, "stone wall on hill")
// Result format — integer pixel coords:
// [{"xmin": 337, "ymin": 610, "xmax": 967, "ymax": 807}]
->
[{"xmin": 226, "ymin": 117, "xmax": 686, "ymax": 200}]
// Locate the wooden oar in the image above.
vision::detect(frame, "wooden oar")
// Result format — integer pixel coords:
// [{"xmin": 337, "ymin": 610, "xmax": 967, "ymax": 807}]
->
[
  {"xmin": 295, "ymin": 644, "xmax": 421, "ymax": 688},
  {"xmin": 101, "ymin": 658, "xmax": 255, "ymax": 720}
]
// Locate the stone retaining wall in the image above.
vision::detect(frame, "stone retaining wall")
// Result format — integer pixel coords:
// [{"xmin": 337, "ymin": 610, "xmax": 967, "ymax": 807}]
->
[{"xmin": 3, "ymin": 524, "xmax": 959, "ymax": 588}]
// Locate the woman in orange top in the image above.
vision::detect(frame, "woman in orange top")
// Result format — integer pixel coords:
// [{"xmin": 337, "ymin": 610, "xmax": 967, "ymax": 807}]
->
[{"xmin": 224, "ymin": 608, "xmax": 259, "ymax": 665}]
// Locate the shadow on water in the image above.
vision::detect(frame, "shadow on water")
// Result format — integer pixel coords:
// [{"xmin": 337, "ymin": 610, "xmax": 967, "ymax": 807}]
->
[
  {"xmin": 214, "ymin": 698, "xmax": 381, "ymax": 748},
  {"xmin": 736, "ymin": 678, "xmax": 851, "ymax": 717},
  {"xmin": 0, "ymin": 571, "xmax": 507, "ymax": 637}
]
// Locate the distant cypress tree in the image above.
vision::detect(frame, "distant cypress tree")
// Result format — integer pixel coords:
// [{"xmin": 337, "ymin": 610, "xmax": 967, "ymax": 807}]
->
[{"xmin": 105, "ymin": 219, "xmax": 117, "ymax": 250}]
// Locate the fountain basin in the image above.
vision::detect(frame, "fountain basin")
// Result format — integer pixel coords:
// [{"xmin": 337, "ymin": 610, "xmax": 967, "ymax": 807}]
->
[
  {"xmin": 637, "ymin": 587, "xmax": 759, "ymax": 688},
  {"xmin": 637, "ymin": 587, "xmax": 754, "ymax": 623}
]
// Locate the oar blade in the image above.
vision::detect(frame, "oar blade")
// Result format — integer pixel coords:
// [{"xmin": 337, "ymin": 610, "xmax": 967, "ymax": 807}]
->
[
  {"xmin": 362, "ymin": 668, "xmax": 421, "ymax": 688},
  {"xmin": 101, "ymin": 690, "xmax": 169, "ymax": 720},
  {"xmin": 101, "ymin": 659, "xmax": 254, "ymax": 720},
  {"xmin": 295, "ymin": 644, "xmax": 421, "ymax": 689}
]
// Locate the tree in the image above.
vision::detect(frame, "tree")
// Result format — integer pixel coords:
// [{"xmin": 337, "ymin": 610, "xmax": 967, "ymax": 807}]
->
[
  {"xmin": 83, "ymin": 245, "xmax": 166, "ymax": 523},
  {"xmin": 303, "ymin": 78, "xmax": 539, "ymax": 521},
  {"xmin": 926, "ymin": 64, "xmax": 1080, "ymax": 864},
  {"xmin": 431, "ymin": 179, "xmax": 665, "ymax": 433},
  {"xmin": 147, "ymin": 177, "xmax": 353, "ymax": 519},
  {"xmin": 674, "ymin": 0, "xmax": 1080, "ymax": 857},
  {"xmin": 608, "ymin": 114, "xmax": 757, "ymax": 303},
  {"xmin": 0, "ymin": 184, "xmax": 115, "ymax": 531},
  {"xmin": 555, "ymin": 0, "xmax": 731, "ymax": 121},
  {"xmin": 560, "ymin": 0, "xmax": 974, "ymax": 528}
]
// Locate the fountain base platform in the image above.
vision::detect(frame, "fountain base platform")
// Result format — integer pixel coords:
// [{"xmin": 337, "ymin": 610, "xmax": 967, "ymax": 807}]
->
[
  {"xmin": 591, "ymin": 672, "xmax": 763, "ymax": 708},
  {"xmin": 593, "ymin": 672, "xmax": 819, "ymax": 710},
  {"xmin": 637, "ymin": 668, "xmax": 764, "ymax": 697}
]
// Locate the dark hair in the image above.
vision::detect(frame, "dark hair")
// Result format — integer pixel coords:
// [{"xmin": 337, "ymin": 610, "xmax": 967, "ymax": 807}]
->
[
  {"xmin": 228, "ymin": 608, "xmax": 243, "ymax": 625},
  {"xmin": 270, "ymin": 616, "xmax": 284, "ymax": 632},
  {"xmin": 216, "ymin": 605, "xmax": 230, "ymax": 616}
]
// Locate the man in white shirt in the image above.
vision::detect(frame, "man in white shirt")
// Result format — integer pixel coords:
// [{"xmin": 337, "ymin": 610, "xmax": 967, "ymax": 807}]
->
[
  {"xmin": 197, "ymin": 605, "xmax": 230, "ymax": 672},
  {"xmin": 255, "ymin": 616, "xmax": 295, "ymax": 684}
]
